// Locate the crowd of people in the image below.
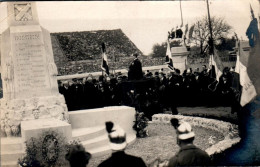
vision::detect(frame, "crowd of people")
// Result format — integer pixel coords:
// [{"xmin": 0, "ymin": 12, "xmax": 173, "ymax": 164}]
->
[{"xmin": 58, "ymin": 63, "xmax": 241, "ymax": 119}]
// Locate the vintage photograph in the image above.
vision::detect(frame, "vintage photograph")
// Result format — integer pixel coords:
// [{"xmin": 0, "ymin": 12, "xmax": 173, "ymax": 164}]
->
[{"xmin": 0, "ymin": 0, "xmax": 260, "ymax": 166}]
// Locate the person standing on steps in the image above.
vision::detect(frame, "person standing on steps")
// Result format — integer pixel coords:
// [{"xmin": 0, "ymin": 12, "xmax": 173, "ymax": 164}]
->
[{"xmin": 128, "ymin": 53, "xmax": 143, "ymax": 81}]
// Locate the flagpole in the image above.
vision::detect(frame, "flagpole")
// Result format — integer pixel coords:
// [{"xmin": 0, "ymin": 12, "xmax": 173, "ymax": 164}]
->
[
  {"xmin": 180, "ymin": 0, "xmax": 183, "ymax": 27},
  {"xmin": 206, "ymin": 0, "xmax": 214, "ymax": 55},
  {"xmin": 237, "ymin": 40, "xmax": 240, "ymax": 74}
]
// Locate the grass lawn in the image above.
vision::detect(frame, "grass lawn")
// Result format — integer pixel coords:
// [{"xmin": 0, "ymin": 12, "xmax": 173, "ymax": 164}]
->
[
  {"xmin": 177, "ymin": 107, "xmax": 238, "ymax": 124},
  {"xmin": 88, "ymin": 122, "xmax": 224, "ymax": 167}
]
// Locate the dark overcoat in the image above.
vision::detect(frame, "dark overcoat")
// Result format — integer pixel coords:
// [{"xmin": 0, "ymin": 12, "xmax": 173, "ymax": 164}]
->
[{"xmin": 98, "ymin": 151, "xmax": 147, "ymax": 167}]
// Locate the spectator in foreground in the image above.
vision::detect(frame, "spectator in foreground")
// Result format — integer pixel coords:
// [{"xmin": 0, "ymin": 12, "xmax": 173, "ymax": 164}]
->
[
  {"xmin": 168, "ymin": 118, "xmax": 211, "ymax": 167},
  {"xmin": 98, "ymin": 122, "xmax": 147, "ymax": 167},
  {"xmin": 65, "ymin": 144, "xmax": 91, "ymax": 167}
]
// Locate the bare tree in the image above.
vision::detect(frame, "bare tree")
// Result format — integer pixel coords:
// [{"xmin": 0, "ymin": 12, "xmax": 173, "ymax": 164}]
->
[{"xmin": 191, "ymin": 16, "xmax": 232, "ymax": 54}]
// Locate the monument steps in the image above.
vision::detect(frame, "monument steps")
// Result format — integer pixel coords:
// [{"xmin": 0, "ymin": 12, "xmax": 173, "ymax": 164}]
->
[
  {"xmin": 1, "ymin": 143, "xmax": 23, "ymax": 153},
  {"xmin": 88, "ymin": 145, "xmax": 112, "ymax": 158},
  {"xmin": 126, "ymin": 134, "xmax": 137, "ymax": 146},
  {"xmin": 1, "ymin": 161, "xmax": 18, "ymax": 167},
  {"xmin": 1, "ymin": 137, "xmax": 23, "ymax": 144},
  {"xmin": 72, "ymin": 126, "xmax": 106, "ymax": 141},
  {"xmin": 1, "ymin": 150, "xmax": 25, "ymax": 163},
  {"xmin": 82, "ymin": 134, "xmax": 109, "ymax": 150},
  {"xmin": 1, "ymin": 137, "xmax": 23, "ymax": 152},
  {"xmin": 86, "ymin": 134, "xmax": 136, "ymax": 158}
]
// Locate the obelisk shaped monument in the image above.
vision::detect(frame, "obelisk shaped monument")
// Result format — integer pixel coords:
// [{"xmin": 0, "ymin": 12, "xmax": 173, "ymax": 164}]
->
[{"xmin": 0, "ymin": 2, "xmax": 69, "ymax": 137}]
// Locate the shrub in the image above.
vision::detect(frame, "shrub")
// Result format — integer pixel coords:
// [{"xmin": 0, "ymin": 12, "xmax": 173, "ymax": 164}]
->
[{"xmin": 18, "ymin": 130, "xmax": 69, "ymax": 167}]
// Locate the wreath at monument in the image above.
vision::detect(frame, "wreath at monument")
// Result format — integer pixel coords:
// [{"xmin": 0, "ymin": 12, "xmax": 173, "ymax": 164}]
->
[
  {"xmin": 133, "ymin": 112, "xmax": 149, "ymax": 138},
  {"xmin": 18, "ymin": 130, "xmax": 69, "ymax": 167},
  {"xmin": 42, "ymin": 134, "xmax": 60, "ymax": 166}
]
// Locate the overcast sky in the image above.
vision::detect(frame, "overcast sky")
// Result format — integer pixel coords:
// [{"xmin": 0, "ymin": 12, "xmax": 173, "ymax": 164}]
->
[{"xmin": 0, "ymin": 0, "xmax": 259, "ymax": 55}]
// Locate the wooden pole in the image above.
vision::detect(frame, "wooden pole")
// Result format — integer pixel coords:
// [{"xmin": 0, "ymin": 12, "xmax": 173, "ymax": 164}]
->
[
  {"xmin": 206, "ymin": 0, "xmax": 214, "ymax": 55},
  {"xmin": 179, "ymin": 0, "xmax": 183, "ymax": 27}
]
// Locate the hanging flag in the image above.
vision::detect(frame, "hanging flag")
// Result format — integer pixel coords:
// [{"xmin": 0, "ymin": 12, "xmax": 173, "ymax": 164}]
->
[
  {"xmin": 235, "ymin": 47, "xmax": 257, "ymax": 106},
  {"xmin": 184, "ymin": 23, "xmax": 189, "ymax": 36},
  {"xmin": 234, "ymin": 42, "xmax": 240, "ymax": 74},
  {"xmin": 165, "ymin": 40, "xmax": 174, "ymax": 70},
  {"xmin": 165, "ymin": 40, "xmax": 171, "ymax": 63},
  {"xmin": 237, "ymin": 4, "xmax": 259, "ymax": 106},
  {"xmin": 209, "ymin": 54, "xmax": 222, "ymax": 81},
  {"xmin": 188, "ymin": 24, "xmax": 195, "ymax": 39},
  {"xmin": 207, "ymin": 50, "xmax": 223, "ymax": 92},
  {"xmin": 246, "ymin": 4, "xmax": 259, "ymax": 47},
  {"xmin": 101, "ymin": 42, "xmax": 109, "ymax": 75}
]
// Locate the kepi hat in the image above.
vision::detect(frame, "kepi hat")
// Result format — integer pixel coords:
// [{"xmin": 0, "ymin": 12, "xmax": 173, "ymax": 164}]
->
[
  {"xmin": 105, "ymin": 122, "xmax": 127, "ymax": 151},
  {"xmin": 171, "ymin": 118, "xmax": 195, "ymax": 140}
]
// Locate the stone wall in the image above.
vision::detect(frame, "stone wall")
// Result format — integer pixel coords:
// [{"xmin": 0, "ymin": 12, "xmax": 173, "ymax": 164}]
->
[{"xmin": 152, "ymin": 114, "xmax": 240, "ymax": 156}]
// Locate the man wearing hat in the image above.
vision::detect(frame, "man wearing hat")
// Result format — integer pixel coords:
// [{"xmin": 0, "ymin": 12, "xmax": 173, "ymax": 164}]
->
[
  {"xmin": 128, "ymin": 53, "xmax": 143, "ymax": 80},
  {"xmin": 168, "ymin": 118, "xmax": 211, "ymax": 166},
  {"xmin": 65, "ymin": 144, "xmax": 91, "ymax": 167},
  {"xmin": 98, "ymin": 122, "xmax": 147, "ymax": 167}
]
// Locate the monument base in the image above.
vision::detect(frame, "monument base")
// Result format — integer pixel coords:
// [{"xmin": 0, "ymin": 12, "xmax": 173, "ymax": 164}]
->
[
  {"xmin": 69, "ymin": 106, "xmax": 136, "ymax": 157},
  {"xmin": 21, "ymin": 118, "xmax": 72, "ymax": 143},
  {"xmin": 171, "ymin": 46, "xmax": 189, "ymax": 73},
  {"xmin": 1, "ymin": 106, "xmax": 136, "ymax": 167},
  {"xmin": 1, "ymin": 118, "xmax": 72, "ymax": 167},
  {"xmin": 0, "ymin": 94, "xmax": 69, "ymax": 137}
]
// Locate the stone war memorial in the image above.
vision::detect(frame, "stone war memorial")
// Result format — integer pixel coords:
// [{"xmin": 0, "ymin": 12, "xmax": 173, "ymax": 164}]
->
[
  {"xmin": 1, "ymin": 2, "xmax": 70, "ymax": 136},
  {"xmin": 0, "ymin": 2, "xmax": 136, "ymax": 167}
]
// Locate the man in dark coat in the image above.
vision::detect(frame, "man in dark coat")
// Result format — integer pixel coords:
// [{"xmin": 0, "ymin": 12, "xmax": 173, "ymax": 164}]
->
[
  {"xmin": 183, "ymin": 68, "xmax": 198, "ymax": 106},
  {"xmin": 62, "ymin": 81, "xmax": 74, "ymax": 111},
  {"xmin": 168, "ymin": 119, "xmax": 211, "ymax": 167},
  {"xmin": 98, "ymin": 122, "xmax": 147, "ymax": 167},
  {"xmin": 58, "ymin": 80, "xmax": 65, "ymax": 95},
  {"xmin": 128, "ymin": 53, "xmax": 143, "ymax": 80},
  {"xmin": 230, "ymin": 67, "xmax": 242, "ymax": 114},
  {"xmin": 216, "ymin": 68, "xmax": 233, "ymax": 106},
  {"xmin": 70, "ymin": 78, "xmax": 84, "ymax": 110},
  {"xmin": 168, "ymin": 69, "xmax": 183, "ymax": 113},
  {"xmin": 198, "ymin": 65, "xmax": 210, "ymax": 91},
  {"xmin": 198, "ymin": 65, "xmax": 211, "ymax": 105},
  {"xmin": 83, "ymin": 76, "xmax": 96, "ymax": 109}
]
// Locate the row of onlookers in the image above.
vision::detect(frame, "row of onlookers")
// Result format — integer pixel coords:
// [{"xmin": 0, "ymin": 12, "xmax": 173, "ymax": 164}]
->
[{"xmin": 58, "ymin": 65, "xmax": 240, "ymax": 117}]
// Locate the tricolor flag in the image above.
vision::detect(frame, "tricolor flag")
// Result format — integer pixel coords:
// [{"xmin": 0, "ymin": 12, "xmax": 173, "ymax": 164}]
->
[
  {"xmin": 185, "ymin": 24, "xmax": 195, "ymax": 44},
  {"xmin": 165, "ymin": 40, "xmax": 174, "ymax": 70},
  {"xmin": 101, "ymin": 42, "xmax": 109, "ymax": 75},
  {"xmin": 183, "ymin": 23, "xmax": 189, "ymax": 42},
  {"xmin": 188, "ymin": 24, "xmax": 195, "ymax": 39},
  {"xmin": 246, "ymin": 4, "xmax": 259, "ymax": 47},
  {"xmin": 184, "ymin": 24, "xmax": 189, "ymax": 37},
  {"xmin": 209, "ymin": 51, "xmax": 223, "ymax": 81},
  {"xmin": 233, "ymin": 5, "xmax": 259, "ymax": 107},
  {"xmin": 235, "ymin": 41, "xmax": 257, "ymax": 107}
]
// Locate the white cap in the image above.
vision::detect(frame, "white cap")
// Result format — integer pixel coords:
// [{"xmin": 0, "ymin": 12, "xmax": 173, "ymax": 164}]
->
[
  {"xmin": 177, "ymin": 121, "xmax": 195, "ymax": 140},
  {"xmin": 108, "ymin": 125, "xmax": 127, "ymax": 151}
]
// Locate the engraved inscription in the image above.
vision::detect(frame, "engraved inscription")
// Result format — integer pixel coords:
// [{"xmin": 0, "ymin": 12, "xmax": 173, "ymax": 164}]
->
[
  {"xmin": 14, "ymin": 34, "xmax": 39, "ymax": 40},
  {"xmin": 12, "ymin": 32, "xmax": 51, "ymax": 98}
]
